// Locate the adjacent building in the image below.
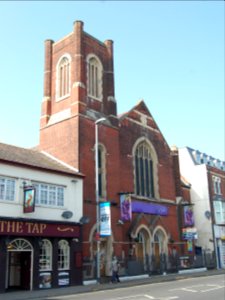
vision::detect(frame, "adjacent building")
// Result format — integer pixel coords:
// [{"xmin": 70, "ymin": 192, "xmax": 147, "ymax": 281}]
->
[
  {"xmin": 0, "ymin": 143, "xmax": 84, "ymax": 292},
  {"xmin": 178, "ymin": 147, "xmax": 225, "ymax": 269}
]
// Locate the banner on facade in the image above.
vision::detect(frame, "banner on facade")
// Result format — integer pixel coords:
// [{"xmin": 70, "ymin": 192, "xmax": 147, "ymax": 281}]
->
[
  {"xmin": 187, "ymin": 240, "xmax": 193, "ymax": 252},
  {"xmin": 100, "ymin": 202, "xmax": 111, "ymax": 236},
  {"xmin": 23, "ymin": 186, "xmax": 35, "ymax": 213},
  {"xmin": 183, "ymin": 205, "xmax": 194, "ymax": 226},
  {"xmin": 132, "ymin": 200, "xmax": 168, "ymax": 216},
  {"xmin": 120, "ymin": 194, "xmax": 132, "ymax": 221},
  {"xmin": 182, "ymin": 227, "xmax": 197, "ymax": 240}
]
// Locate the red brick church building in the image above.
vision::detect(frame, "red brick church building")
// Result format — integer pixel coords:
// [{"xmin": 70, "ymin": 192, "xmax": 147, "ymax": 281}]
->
[{"xmin": 39, "ymin": 21, "xmax": 183, "ymax": 279}]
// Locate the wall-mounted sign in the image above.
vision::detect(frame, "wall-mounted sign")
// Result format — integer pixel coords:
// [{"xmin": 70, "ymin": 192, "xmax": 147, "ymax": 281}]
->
[
  {"xmin": 183, "ymin": 205, "xmax": 194, "ymax": 226},
  {"xmin": 187, "ymin": 240, "xmax": 193, "ymax": 252},
  {"xmin": 0, "ymin": 219, "xmax": 80, "ymax": 237},
  {"xmin": 24, "ymin": 186, "xmax": 35, "ymax": 213},
  {"xmin": 58, "ymin": 272, "xmax": 69, "ymax": 286},
  {"xmin": 100, "ymin": 202, "xmax": 111, "ymax": 236},
  {"xmin": 182, "ymin": 227, "xmax": 197, "ymax": 240},
  {"xmin": 132, "ymin": 200, "xmax": 168, "ymax": 216},
  {"xmin": 120, "ymin": 194, "xmax": 132, "ymax": 221},
  {"xmin": 39, "ymin": 272, "xmax": 52, "ymax": 289}
]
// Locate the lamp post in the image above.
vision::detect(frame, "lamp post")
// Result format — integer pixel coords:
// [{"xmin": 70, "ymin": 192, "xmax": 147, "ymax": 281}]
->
[{"xmin": 95, "ymin": 117, "xmax": 106, "ymax": 283}]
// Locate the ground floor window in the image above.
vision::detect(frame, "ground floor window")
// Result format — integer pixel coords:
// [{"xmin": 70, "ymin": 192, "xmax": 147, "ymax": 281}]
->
[
  {"xmin": 58, "ymin": 239, "xmax": 70, "ymax": 270},
  {"xmin": 39, "ymin": 239, "xmax": 52, "ymax": 271}
]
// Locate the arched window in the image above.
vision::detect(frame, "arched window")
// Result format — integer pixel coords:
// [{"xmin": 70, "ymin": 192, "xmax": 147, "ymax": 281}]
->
[
  {"xmin": 7, "ymin": 238, "xmax": 32, "ymax": 251},
  {"xmin": 135, "ymin": 141, "xmax": 154, "ymax": 198},
  {"xmin": 98, "ymin": 144, "xmax": 106, "ymax": 198},
  {"xmin": 87, "ymin": 55, "xmax": 103, "ymax": 100},
  {"xmin": 56, "ymin": 55, "xmax": 70, "ymax": 99},
  {"xmin": 58, "ymin": 240, "xmax": 70, "ymax": 270},
  {"xmin": 39, "ymin": 239, "xmax": 52, "ymax": 271}
]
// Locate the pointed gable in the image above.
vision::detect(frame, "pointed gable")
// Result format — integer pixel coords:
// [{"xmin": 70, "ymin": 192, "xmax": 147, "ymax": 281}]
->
[
  {"xmin": 133, "ymin": 99, "xmax": 153, "ymax": 117},
  {"xmin": 119, "ymin": 99, "xmax": 160, "ymax": 132}
]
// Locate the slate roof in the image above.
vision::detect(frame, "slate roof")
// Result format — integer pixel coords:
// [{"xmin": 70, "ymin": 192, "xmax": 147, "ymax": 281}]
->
[{"xmin": 0, "ymin": 142, "xmax": 83, "ymax": 177}]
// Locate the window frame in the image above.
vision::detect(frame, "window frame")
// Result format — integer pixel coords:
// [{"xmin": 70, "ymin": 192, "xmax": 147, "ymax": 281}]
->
[
  {"xmin": 58, "ymin": 239, "xmax": 70, "ymax": 270},
  {"xmin": 213, "ymin": 176, "xmax": 221, "ymax": 195},
  {"xmin": 213, "ymin": 201, "xmax": 225, "ymax": 224},
  {"xmin": 32, "ymin": 182, "xmax": 65, "ymax": 207},
  {"xmin": 0, "ymin": 176, "xmax": 16, "ymax": 202},
  {"xmin": 56, "ymin": 54, "xmax": 71, "ymax": 101},
  {"xmin": 134, "ymin": 141, "xmax": 155, "ymax": 198},
  {"xmin": 97, "ymin": 144, "xmax": 107, "ymax": 199},
  {"xmin": 86, "ymin": 54, "xmax": 103, "ymax": 101},
  {"xmin": 39, "ymin": 239, "xmax": 53, "ymax": 271}
]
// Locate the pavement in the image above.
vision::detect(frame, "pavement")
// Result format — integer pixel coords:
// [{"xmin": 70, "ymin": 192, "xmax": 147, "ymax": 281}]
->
[{"xmin": 1, "ymin": 268, "xmax": 224, "ymax": 300}]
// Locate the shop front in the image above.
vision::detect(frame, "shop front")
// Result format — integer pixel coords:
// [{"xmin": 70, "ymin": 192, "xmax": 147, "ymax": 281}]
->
[{"xmin": 0, "ymin": 218, "xmax": 82, "ymax": 293}]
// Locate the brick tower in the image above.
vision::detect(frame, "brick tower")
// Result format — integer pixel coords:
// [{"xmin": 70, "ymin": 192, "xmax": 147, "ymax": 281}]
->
[
  {"xmin": 39, "ymin": 21, "xmax": 122, "ymax": 277},
  {"xmin": 40, "ymin": 20, "xmax": 117, "ymax": 168}
]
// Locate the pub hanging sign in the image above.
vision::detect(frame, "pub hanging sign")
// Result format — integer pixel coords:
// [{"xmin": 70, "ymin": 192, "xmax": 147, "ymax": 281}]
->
[{"xmin": 23, "ymin": 186, "xmax": 35, "ymax": 213}]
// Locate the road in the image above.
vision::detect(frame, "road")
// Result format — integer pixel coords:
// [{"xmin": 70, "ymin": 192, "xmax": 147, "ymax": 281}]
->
[{"xmin": 42, "ymin": 274, "xmax": 225, "ymax": 300}]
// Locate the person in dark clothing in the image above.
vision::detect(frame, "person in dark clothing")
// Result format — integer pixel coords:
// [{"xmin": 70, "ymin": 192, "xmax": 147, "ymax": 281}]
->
[{"xmin": 111, "ymin": 256, "xmax": 120, "ymax": 283}]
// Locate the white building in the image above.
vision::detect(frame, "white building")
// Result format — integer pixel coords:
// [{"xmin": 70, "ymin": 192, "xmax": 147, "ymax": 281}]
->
[
  {"xmin": 0, "ymin": 142, "xmax": 84, "ymax": 292},
  {"xmin": 178, "ymin": 147, "xmax": 225, "ymax": 269}
]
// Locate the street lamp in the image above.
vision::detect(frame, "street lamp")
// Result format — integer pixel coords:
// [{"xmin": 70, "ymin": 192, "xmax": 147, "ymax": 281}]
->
[{"xmin": 95, "ymin": 117, "xmax": 106, "ymax": 283}]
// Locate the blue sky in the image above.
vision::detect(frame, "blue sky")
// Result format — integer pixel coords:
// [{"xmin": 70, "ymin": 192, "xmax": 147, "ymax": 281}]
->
[{"xmin": 0, "ymin": 1, "xmax": 224, "ymax": 161}]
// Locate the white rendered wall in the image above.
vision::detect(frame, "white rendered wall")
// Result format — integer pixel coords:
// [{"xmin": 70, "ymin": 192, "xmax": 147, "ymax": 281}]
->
[
  {"xmin": 0, "ymin": 163, "xmax": 83, "ymax": 223},
  {"xmin": 178, "ymin": 148, "xmax": 213, "ymax": 251}
]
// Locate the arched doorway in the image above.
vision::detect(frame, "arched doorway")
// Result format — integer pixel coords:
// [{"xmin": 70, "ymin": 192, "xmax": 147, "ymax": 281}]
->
[
  {"xmin": 153, "ymin": 228, "xmax": 167, "ymax": 270},
  {"xmin": 135, "ymin": 228, "xmax": 150, "ymax": 271},
  {"xmin": 6, "ymin": 238, "xmax": 33, "ymax": 290}
]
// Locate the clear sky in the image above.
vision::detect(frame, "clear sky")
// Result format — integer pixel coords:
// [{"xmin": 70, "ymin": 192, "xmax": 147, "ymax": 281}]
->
[{"xmin": 0, "ymin": 1, "xmax": 224, "ymax": 161}]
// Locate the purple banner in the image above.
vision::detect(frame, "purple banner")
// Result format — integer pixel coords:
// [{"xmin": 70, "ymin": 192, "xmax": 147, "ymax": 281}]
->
[
  {"xmin": 132, "ymin": 201, "xmax": 168, "ymax": 216},
  {"xmin": 120, "ymin": 194, "xmax": 132, "ymax": 221},
  {"xmin": 183, "ymin": 205, "xmax": 194, "ymax": 226}
]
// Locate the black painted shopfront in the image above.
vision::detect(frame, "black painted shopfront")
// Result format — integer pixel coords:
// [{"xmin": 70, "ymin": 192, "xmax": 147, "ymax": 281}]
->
[{"xmin": 0, "ymin": 217, "xmax": 82, "ymax": 293}]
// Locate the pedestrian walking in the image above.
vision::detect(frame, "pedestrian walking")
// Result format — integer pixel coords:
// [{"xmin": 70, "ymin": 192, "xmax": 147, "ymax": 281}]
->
[{"xmin": 111, "ymin": 256, "xmax": 120, "ymax": 283}]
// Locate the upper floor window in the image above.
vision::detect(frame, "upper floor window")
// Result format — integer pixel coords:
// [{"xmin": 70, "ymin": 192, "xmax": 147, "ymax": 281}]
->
[
  {"xmin": 56, "ymin": 55, "xmax": 71, "ymax": 100},
  {"xmin": 58, "ymin": 240, "xmax": 70, "ymax": 270},
  {"xmin": 33, "ymin": 182, "xmax": 65, "ymax": 207},
  {"xmin": 39, "ymin": 239, "xmax": 52, "ymax": 271},
  {"xmin": 0, "ymin": 176, "xmax": 16, "ymax": 201},
  {"xmin": 134, "ymin": 141, "xmax": 155, "ymax": 198},
  {"xmin": 214, "ymin": 201, "xmax": 225, "ymax": 224},
  {"xmin": 98, "ymin": 145, "xmax": 106, "ymax": 199},
  {"xmin": 213, "ymin": 176, "xmax": 221, "ymax": 195},
  {"xmin": 87, "ymin": 55, "xmax": 103, "ymax": 100}
]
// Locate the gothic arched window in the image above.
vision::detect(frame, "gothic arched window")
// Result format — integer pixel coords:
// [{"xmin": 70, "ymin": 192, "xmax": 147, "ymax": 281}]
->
[
  {"xmin": 98, "ymin": 144, "xmax": 106, "ymax": 199},
  {"xmin": 135, "ymin": 141, "xmax": 155, "ymax": 198},
  {"xmin": 87, "ymin": 55, "xmax": 103, "ymax": 100},
  {"xmin": 56, "ymin": 55, "xmax": 70, "ymax": 99}
]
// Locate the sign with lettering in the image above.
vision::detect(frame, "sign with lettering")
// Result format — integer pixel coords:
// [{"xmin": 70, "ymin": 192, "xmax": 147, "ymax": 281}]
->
[
  {"xmin": 100, "ymin": 202, "xmax": 111, "ymax": 236},
  {"xmin": 182, "ymin": 227, "xmax": 197, "ymax": 240},
  {"xmin": 0, "ymin": 219, "xmax": 80, "ymax": 237}
]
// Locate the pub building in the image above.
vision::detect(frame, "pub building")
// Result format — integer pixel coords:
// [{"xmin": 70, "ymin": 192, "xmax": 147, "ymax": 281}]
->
[{"xmin": 0, "ymin": 143, "xmax": 84, "ymax": 292}]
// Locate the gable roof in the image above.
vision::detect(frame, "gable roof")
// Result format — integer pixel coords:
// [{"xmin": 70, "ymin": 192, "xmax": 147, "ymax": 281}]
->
[
  {"xmin": 118, "ymin": 99, "xmax": 161, "ymax": 133},
  {"xmin": 118, "ymin": 99, "xmax": 153, "ymax": 120},
  {"xmin": 0, "ymin": 142, "xmax": 83, "ymax": 177}
]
